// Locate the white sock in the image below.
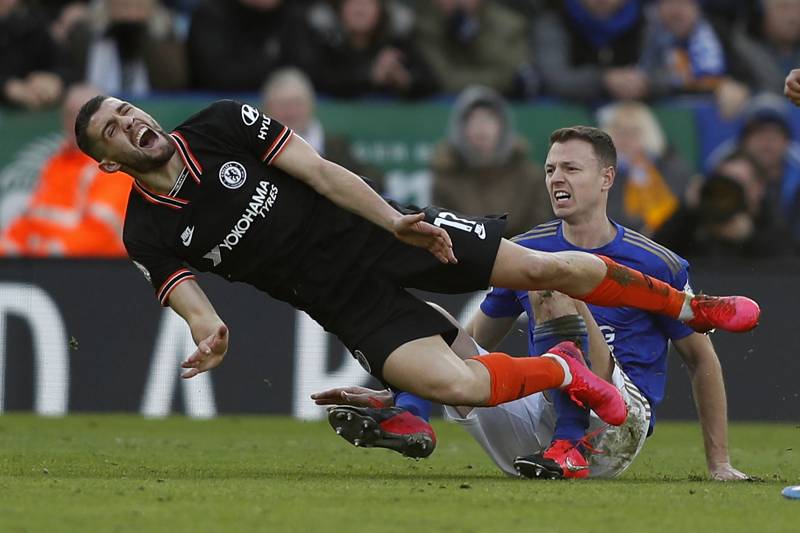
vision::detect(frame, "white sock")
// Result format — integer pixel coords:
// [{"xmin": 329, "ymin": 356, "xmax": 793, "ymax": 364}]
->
[
  {"xmin": 678, "ymin": 293, "xmax": 694, "ymax": 321},
  {"xmin": 543, "ymin": 353, "xmax": 572, "ymax": 388}
]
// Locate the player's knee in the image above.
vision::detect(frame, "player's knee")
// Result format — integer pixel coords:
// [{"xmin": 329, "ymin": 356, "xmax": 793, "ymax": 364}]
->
[
  {"xmin": 519, "ymin": 251, "xmax": 561, "ymax": 288},
  {"xmin": 530, "ymin": 290, "xmax": 578, "ymax": 321}
]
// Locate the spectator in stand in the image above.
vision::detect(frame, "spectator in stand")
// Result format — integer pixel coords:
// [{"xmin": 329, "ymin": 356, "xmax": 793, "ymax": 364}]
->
[
  {"xmin": 65, "ymin": 0, "xmax": 187, "ymax": 96},
  {"xmin": 160, "ymin": 0, "xmax": 202, "ymax": 37},
  {"xmin": 430, "ymin": 86, "xmax": 551, "ymax": 238},
  {"xmin": 0, "ymin": 84, "xmax": 132, "ymax": 257},
  {"xmin": 737, "ymin": 97, "xmax": 800, "ymax": 244},
  {"xmin": 598, "ymin": 101, "xmax": 692, "ymax": 235},
  {"xmin": 532, "ymin": 0, "xmax": 648, "ymax": 102},
  {"xmin": 654, "ymin": 151, "xmax": 795, "ymax": 258},
  {"xmin": 639, "ymin": 0, "xmax": 753, "ymax": 117},
  {"xmin": 414, "ymin": 0, "xmax": 534, "ymax": 97},
  {"xmin": 0, "ymin": 0, "xmax": 65, "ymax": 109},
  {"xmin": 187, "ymin": 0, "xmax": 313, "ymax": 92},
  {"xmin": 307, "ymin": 0, "xmax": 435, "ymax": 98},
  {"xmin": 260, "ymin": 68, "xmax": 384, "ymax": 188},
  {"xmin": 47, "ymin": 2, "xmax": 92, "ymax": 47},
  {"xmin": 706, "ymin": 95, "xmax": 800, "ymax": 247},
  {"xmin": 700, "ymin": 0, "xmax": 753, "ymax": 32},
  {"xmin": 731, "ymin": 0, "xmax": 800, "ymax": 97}
]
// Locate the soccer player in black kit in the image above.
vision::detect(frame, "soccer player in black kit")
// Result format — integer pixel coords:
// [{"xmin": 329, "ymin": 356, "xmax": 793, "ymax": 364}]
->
[{"xmin": 73, "ymin": 96, "xmax": 759, "ymax": 434}]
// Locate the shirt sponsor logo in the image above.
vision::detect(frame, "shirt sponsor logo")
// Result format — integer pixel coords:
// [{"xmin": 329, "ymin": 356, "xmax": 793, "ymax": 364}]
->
[
  {"xmin": 241, "ymin": 104, "xmax": 260, "ymax": 126},
  {"xmin": 204, "ymin": 246, "xmax": 222, "ymax": 267},
  {"xmin": 181, "ymin": 226, "xmax": 194, "ymax": 247},
  {"xmin": 133, "ymin": 261, "xmax": 151, "ymax": 282},
  {"xmin": 599, "ymin": 325, "xmax": 616, "ymax": 346},
  {"xmin": 219, "ymin": 161, "xmax": 247, "ymax": 189},
  {"xmin": 204, "ymin": 180, "xmax": 279, "ymax": 267},
  {"xmin": 258, "ymin": 116, "xmax": 272, "ymax": 141}
]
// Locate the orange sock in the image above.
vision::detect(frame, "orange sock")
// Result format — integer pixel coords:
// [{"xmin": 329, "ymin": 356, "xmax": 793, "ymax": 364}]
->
[
  {"xmin": 470, "ymin": 353, "xmax": 565, "ymax": 406},
  {"xmin": 581, "ymin": 255, "xmax": 685, "ymax": 318}
]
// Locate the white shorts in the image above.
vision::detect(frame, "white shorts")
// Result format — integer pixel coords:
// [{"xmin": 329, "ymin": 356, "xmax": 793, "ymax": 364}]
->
[{"xmin": 443, "ymin": 358, "xmax": 651, "ymax": 478}]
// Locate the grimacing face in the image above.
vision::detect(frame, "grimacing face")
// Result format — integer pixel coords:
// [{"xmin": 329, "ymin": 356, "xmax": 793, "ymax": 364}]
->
[
  {"xmin": 87, "ymin": 97, "xmax": 175, "ymax": 174},
  {"xmin": 545, "ymin": 139, "xmax": 613, "ymax": 222}
]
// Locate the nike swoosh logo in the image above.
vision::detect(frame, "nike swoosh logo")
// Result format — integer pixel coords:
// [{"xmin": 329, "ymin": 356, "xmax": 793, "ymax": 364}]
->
[
  {"xmin": 564, "ymin": 457, "xmax": 589, "ymax": 472},
  {"xmin": 181, "ymin": 226, "xmax": 194, "ymax": 246}
]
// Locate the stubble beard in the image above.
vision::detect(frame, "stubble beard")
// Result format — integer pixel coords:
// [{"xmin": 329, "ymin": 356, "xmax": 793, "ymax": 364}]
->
[{"xmin": 124, "ymin": 129, "xmax": 176, "ymax": 174}]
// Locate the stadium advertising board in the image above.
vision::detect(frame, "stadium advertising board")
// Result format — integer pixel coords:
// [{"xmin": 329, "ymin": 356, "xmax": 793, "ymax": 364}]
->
[{"xmin": 0, "ymin": 259, "xmax": 796, "ymax": 421}]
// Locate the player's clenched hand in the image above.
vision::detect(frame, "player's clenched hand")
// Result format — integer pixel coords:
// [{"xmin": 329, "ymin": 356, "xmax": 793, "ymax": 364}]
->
[
  {"xmin": 392, "ymin": 212, "xmax": 457, "ymax": 264},
  {"xmin": 181, "ymin": 324, "xmax": 228, "ymax": 379},
  {"xmin": 709, "ymin": 462, "xmax": 751, "ymax": 481},
  {"xmin": 311, "ymin": 386, "xmax": 394, "ymax": 407},
  {"xmin": 785, "ymin": 69, "xmax": 800, "ymax": 106}
]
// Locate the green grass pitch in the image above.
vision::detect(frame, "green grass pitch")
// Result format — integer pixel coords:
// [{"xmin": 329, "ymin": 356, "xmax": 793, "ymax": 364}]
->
[{"xmin": 0, "ymin": 415, "xmax": 797, "ymax": 532}]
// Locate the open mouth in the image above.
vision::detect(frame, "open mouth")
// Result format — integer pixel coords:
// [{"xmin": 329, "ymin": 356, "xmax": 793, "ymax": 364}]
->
[
  {"xmin": 553, "ymin": 191, "xmax": 572, "ymax": 202},
  {"xmin": 135, "ymin": 126, "xmax": 158, "ymax": 149}
]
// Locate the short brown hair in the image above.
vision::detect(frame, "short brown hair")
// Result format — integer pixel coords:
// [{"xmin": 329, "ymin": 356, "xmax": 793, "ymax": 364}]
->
[
  {"xmin": 74, "ymin": 94, "xmax": 108, "ymax": 161},
  {"xmin": 549, "ymin": 126, "xmax": 617, "ymax": 169}
]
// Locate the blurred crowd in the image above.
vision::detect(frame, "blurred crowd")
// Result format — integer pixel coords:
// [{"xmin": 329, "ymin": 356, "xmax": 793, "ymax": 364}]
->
[
  {"xmin": 3, "ymin": 0, "xmax": 800, "ymax": 105},
  {"xmin": 1, "ymin": 0, "xmax": 800, "ymax": 260}
]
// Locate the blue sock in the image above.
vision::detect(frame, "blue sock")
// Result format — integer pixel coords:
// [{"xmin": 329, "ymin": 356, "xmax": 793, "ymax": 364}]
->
[
  {"xmin": 395, "ymin": 391, "xmax": 432, "ymax": 421},
  {"xmin": 532, "ymin": 315, "xmax": 591, "ymax": 444}
]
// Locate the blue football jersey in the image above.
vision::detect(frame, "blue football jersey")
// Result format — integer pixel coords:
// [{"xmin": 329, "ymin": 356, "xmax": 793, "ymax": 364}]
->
[{"xmin": 480, "ymin": 219, "xmax": 694, "ymax": 431}]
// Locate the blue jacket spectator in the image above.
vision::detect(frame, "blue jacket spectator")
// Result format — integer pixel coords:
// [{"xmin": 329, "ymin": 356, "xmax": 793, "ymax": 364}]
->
[
  {"xmin": 532, "ymin": 0, "xmax": 648, "ymax": 102},
  {"xmin": 707, "ymin": 95, "xmax": 800, "ymax": 246},
  {"xmin": 639, "ymin": 0, "xmax": 756, "ymax": 117}
]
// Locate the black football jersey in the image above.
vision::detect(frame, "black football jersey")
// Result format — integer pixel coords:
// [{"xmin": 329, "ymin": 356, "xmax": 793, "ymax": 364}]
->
[{"xmin": 123, "ymin": 100, "xmax": 382, "ymax": 314}]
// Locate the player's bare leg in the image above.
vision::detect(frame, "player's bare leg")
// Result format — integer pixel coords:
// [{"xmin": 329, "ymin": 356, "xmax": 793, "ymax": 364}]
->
[
  {"xmin": 382, "ymin": 335, "xmax": 492, "ymax": 406},
  {"xmin": 516, "ymin": 290, "xmax": 616, "ymax": 479},
  {"xmin": 312, "ymin": 302, "xmax": 624, "ymax": 458},
  {"xmin": 529, "ymin": 291, "xmax": 614, "ymax": 382},
  {"xmin": 382, "ymin": 334, "xmax": 627, "ymax": 425},
  {"xmin": 489, "ymin": 239, "xmax": 760, "ymax": 333},
  {"xmin": 321, "ymin": 305, "xmax": 481, "ymax": 458}
]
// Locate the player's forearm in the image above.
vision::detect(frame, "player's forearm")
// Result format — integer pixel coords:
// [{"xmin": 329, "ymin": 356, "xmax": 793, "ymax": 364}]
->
[
  {"xmin": 317, "ymin": 159, "xmax": 401, "ymax": 233},
  {"xmin": 687, "ymin": 353, "xmax": 731, "ymax": 468}
]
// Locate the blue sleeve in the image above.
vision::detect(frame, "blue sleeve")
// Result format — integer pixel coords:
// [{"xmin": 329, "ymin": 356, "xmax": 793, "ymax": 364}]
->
[
  {"xmin": 480, "ymin": 287, "xmax": 524, "ymax": 318},
  {"xmin": 654, "ymin": 261, "xmax": 694, "ymax": 341}
]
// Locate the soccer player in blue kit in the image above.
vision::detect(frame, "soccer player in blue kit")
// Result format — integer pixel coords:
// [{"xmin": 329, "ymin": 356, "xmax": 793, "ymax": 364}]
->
[{"xmin": 315, "ymin": 126, "xmax": 750, "ymax": 481}]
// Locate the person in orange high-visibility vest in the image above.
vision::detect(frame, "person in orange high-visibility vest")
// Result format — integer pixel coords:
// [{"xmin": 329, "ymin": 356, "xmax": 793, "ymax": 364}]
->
[{"xmin": 0, "ymin": 85, "xmax": 132, "ymax": 257}]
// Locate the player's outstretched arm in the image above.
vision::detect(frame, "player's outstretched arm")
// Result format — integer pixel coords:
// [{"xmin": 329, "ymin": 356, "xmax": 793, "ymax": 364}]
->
[
  {"xmin": 672, "ymin": 333, "xmax": 750, "ymax": 481},
  {"xmin": 166, "ymin": 279, "xmax": 229, "ymax": 379},
  {"xmin": 272, "ymin": 134, "xmax": 456, "ymax": 264}
]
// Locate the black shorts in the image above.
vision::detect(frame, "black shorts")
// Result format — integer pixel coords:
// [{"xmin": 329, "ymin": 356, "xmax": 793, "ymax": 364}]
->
[{"xmin": 325, "ymin": 206, "xmax": 507, "ymax": 383}]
